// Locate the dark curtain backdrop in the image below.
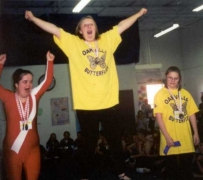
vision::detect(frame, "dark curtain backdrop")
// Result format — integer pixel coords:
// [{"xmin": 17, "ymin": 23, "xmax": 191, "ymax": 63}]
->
[{"xmin": 0, "ymin": 14, "xmax": 140, "ymax": 66}]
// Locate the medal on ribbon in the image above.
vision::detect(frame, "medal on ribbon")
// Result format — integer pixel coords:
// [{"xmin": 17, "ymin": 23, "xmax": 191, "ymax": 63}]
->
[
  {"xmin": 168, "ymin": 89, "xmax": 184, "ymax": 120},
  {"xmin": 15, "ymin": 93, "xmax": 30, "ymax": 131},
  {"xmin": 179, "ymin": 113, "xmax": 184, "ymax": 119}
]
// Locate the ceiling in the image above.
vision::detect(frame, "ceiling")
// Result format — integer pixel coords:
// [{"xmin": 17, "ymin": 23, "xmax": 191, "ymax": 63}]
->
[{"xmin": 1, "ymin": 0, "xmax": 203, "ymax": 32}]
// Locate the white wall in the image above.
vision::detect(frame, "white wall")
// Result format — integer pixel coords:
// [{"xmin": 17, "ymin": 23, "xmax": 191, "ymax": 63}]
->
[
  {"xmin": 180, "ymin": 20, "xmax": 203, "ymax": 104},
  {"xmin": 1, "ymin": 20, "xmax": 203, "ymax": 149},
  {"xmin": 140, "ymin": 31, "xmax": 183, "ymax": 67}
]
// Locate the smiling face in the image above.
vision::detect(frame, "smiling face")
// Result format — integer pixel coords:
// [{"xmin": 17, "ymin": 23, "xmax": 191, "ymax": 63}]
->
[
  {"xmin": 79, "ymin": 18, "xmax": 97, "ymax": 42},
  {"xmin": 166, "ymin": 71, "xmax": 180, "ymax": 90},
  {"xmin": 15, "ymin": 74, "xmax": 33, "ymax": 98}
]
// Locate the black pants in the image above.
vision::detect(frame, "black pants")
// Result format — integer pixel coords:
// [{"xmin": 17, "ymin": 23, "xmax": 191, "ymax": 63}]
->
[
  {"xmin": 164, "ymin": 153, "xmax": 194, "ymax": 180},
  {"xmin": 76, "ymin": 105, "xmax": 125, "ymax": 178}
]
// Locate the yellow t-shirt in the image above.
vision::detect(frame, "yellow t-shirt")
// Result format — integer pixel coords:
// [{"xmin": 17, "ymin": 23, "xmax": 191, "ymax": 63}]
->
[
  {"xmin": 53, "ymin": 26, "xmax": 121, "ymax": 110},
  {"xmin": 153, "ymin": 87, "xmax": 199, "ymax": 155}
]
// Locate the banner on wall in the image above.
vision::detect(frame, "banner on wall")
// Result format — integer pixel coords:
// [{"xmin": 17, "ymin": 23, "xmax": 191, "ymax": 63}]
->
[
  {"xmin": 51, "ymin": 97, "xmax": 69, "ymax": 126},
  {"xmin": 136, "ymin": 71, "xmax": 163, "ymax": 109}
]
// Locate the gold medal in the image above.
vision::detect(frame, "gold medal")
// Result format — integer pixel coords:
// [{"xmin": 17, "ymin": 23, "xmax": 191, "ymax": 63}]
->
[{"xmin": 179, "ymin": 113, "xmax": 184, "ymax": 119}]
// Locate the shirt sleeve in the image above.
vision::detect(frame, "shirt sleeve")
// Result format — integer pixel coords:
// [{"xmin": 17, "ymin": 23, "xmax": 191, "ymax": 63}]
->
[
  {"xmin": 33, "ymin": 60, "xmax": 54, "ymax": 99},
  {"xmin": 101, "ymin": 26, "xmax": 122, "ymax": 53},
  {"xmin": 153, "ymin": 89, "xmax": 164, "ymax": 116},
  {"xmin": 186, "ymin": 91, "xmax": 199, "ymax": 116},
  {"xmin": 53, "ymin": 28, "xmax": 74, "ymax": 58}
]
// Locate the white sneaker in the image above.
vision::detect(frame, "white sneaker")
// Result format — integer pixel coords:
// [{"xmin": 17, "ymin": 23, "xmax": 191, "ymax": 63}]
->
[{"xmin": 136, "ymin": 168, "xmax": 151, "ymax": 173}]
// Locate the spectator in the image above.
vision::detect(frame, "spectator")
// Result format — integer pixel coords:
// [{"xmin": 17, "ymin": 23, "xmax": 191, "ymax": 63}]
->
[
  {"xmin": 193, "ymin": 142, "xmax": 203, "ymax": 178},
  {"xmin": 94, "ymin": 130, "xmax": 110, "ymax": 173},
  {"xmin": 46, "ymin": 133, "xmax": 60, "ymax": 159},
  {"xmin": 58, "ymin": 131, "xmax": 74, "ymax": 177},
  {"xmin": 135, "ymin": 110, "xmax": 148, "ymax": 134},
  {"xmin": 140, "ymin": 99, "xmax": 151, "ymax": 118},
  {"xmin": 197, "ymin": 94, "xmax": 203, "ymax": 141}
]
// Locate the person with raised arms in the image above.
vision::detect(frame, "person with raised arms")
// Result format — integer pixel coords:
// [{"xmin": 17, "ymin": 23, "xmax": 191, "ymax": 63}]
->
[
  {"xmin": 25, "ymin": 9, "xmax": 147, "ymax": 180},
  {"xmin": 0, "ymin": 51, "xmax": 55, "ymax": 180}
]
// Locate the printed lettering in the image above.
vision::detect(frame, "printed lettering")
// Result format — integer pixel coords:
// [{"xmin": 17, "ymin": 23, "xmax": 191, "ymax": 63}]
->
[{"xmin": 84, "ymin": 66, "xmax": 109, "ymax": 76}]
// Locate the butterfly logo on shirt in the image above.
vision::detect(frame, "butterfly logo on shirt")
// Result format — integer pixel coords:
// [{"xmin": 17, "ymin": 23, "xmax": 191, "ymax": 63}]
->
[
  {"xmin": 87, "ymin": 54, "xmax": 106, "ymax": 70},
  {"xmin": 170, "ymin": 102, "xmax": 187, "ymax": 115}
]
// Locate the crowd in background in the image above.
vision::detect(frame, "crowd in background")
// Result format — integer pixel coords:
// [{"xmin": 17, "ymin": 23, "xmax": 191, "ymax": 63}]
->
[{"xmin": 36, "ymin": 95, "xmax": 203, "ymax": 179}]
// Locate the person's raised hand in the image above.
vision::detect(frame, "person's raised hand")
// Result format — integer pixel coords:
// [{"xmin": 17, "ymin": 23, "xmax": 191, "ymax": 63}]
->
[
  {"xmin": 46, "ymin": 51, "xmax": 55, "ymax": 61},
  {"xmin": 0, "ymin": 54, "xmax": 6, "ymax": 65},
  {"xmin": 25, "ymin": 11, "xmax": 35, "ymax": 21},
  {"xmin": 138, "ymin": 8, "xmax": 147, "ymax": 17}
]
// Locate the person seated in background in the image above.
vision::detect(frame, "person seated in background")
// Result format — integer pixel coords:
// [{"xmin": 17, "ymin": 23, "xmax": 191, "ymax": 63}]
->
[
  {"xmin": 46, "ymin": 133, "xmax": 60, "ymax": 159},
  {"xmin": 95, "ymin": 130, "xmax": 109, "ymax": 155},
  {"xmin": 135, "ymin": 110, "xmax": 148, "ymax": 134},
  {"xmin": 126, "ymin": 131, "xmax": 164, "ymax": 175},
  {"xmin": 144, "ymin": 130, "xmax": 159, "ymax": 156},
  {"xmin": 121, "ymin": 133, "xmax": 132, "ymax": 155},
  {"xmin": 198, "ymin": 95, "xmax": 203, "ymax": 119},
  {"xmin": 147, "ymin": 108, "xmax": 157, "ymax": 132},
  {"xmin": 39, "ymin": 144, "xmax": 48, "ymax": 173},
  {"xmin": 74, "ymin": 131, "xmax": 86, "ymax": 151},
  {"xmin": 94, "ymin": 130, "xmax": 110, "ymax": 173},
  {"xmin": 140, "ymin": 99, "xmax": 151, "ymax": 118},
  {"xmin": 126, "ymin": 133, "xmax": 147, "ymax": 170},
  {"xmin": 143, "ymin": 130, "xmax": 166, "ymax": 178},
  {"xmin": 197, "ymin": 95, "xmax": 203, "ymax": 141},
  {"xmin": 193, "ymin": 142, "xmax": 203, "ymax": 178},
  {"xmin": 59, "ymin": 131, "xmax": 75, "ymax": 178},
  {"xmin": 42, "ymin": 133, "xmax": 60, "ymax": 179},
  {"xmin": 59, "ymin": 131, "xmax": 74, "ymax": 153},
  {"xmin": 73, "ymin": 131, "xmax": 86, "ymax": 172}
]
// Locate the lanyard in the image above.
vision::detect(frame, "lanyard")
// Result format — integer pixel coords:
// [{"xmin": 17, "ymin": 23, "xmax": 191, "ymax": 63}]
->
[
  {"xmin": 168, "ymin": 89, "xmax": 182, "ymax": 112},
  {"xmin": 85, "ymin": 40, "xmax": 99, "ymax": 57},
  {"xmin": 15, "ymin": 93, "xmax": 30, "ymax": 122}
]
